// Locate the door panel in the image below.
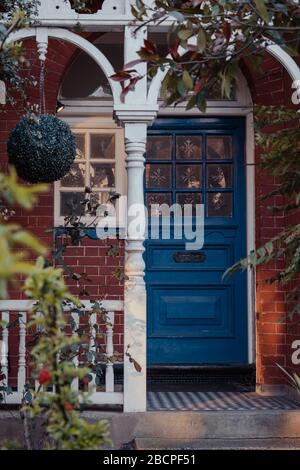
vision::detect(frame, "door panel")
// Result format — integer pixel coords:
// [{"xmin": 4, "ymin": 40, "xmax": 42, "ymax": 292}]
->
[{"xmin": 145, "ymin": 118, "xmax": 247, "ymax": 365}]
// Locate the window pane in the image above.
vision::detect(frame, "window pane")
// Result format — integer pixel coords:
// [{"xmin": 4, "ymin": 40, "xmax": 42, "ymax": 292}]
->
[
  {"xmin": 75, "ymin": 134, "xmax": 85, "ymax": 160},
  {"xmin": 146, "ymin": 164, "xmax": 172, "ymax": 189},
  {"xmin": 61, "ymin": 163, "xmax": 86, "ymax": 187},
  {"xmin": 91, "ymin": 134, "xmax": 115, "ymax": 159},
  {"xmin": 176, "ymin": 136, "xmax": 202, "ymax": 160},
  {"xmin": 207, "ymin": 136, "xmax": 232, "ymax": 159},
  {"xmin": 207, "ymin": 164, "xmax": 232, "ymax": 188},
  {"xmin": 176, "ymin": 193, "xmax": 202, "ymax": 216},
  {"xmin": 176, "ymin": 164, "xmax": 202, "ymax": 189},
  {"xmin": 60, "ymin": 192, "xmax": 85, "ymax": 216},
  {"xmin": 90, "ymin": 163, "xmax": 115, "ymax": 188},
  {"xmin": 146, "ymin": 193, "xmax": 172, "ymax": 214},
  {"xmin": 207, "ymin": 192, "xmax": 233, "ymax": 217},
  {"xmin": 146, "ymin": 136, "xmax": 172, "ymax": 160}
]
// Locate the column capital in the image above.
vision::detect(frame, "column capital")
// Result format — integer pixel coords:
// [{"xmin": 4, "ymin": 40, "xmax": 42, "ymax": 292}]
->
[{"xmin": 114, "ymin": 105, "xmax": 158, "ymax": 126}]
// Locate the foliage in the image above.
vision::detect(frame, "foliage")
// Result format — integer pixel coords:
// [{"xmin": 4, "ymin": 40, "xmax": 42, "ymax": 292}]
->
[
  {"xmin": 277, "ymin": 363, "xmax": 300, "ymax": 395},
  {"xmin": 0, "ymin": 1, "xmax": 39, "ymax": 108},
  {"xmin": 7, "ymin": 114, "xmax": 76, "ymax": 183},
  {"xmin": 225, "ymin": 106, "xmax": 300, "ymax": 320},
  {"xmin": 113, "ymin": 1, "xmax": 300, "ymax": 109},
  {"xmin": 0, "ymin": 166, "xmax": 48, "ymax": 298},
  {"xmin": 22, "ymin": 257, "xmax": 109, "ymax": 450}
]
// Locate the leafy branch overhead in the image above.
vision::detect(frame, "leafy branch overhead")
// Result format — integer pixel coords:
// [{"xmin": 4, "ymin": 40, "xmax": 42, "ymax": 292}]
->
[{"xmin": 112, "ymin": 0, "xmax": 300, "ymax": 109}]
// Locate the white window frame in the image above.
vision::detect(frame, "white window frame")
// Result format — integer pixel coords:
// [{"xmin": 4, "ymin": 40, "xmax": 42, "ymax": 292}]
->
[{"xmin": 54, "ymin": 116, "xmax": 126, "ymax": 229}]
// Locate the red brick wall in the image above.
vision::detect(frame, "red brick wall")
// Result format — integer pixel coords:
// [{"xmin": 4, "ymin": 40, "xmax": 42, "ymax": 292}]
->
[{"xmin": 242, "ymin": 53, "xmax": 300, "ymax": 388}]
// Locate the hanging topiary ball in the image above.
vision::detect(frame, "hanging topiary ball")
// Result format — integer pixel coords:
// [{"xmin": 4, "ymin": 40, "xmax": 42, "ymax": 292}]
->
[{"xmin": 7, "ymin": 114, "xmax": 76, "ymax": 183}]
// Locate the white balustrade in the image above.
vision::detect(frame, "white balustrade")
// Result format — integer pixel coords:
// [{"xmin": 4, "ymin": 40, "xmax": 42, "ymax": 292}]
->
[{"xmin": 0, "ymin": 300, "xmax": 123, "ymax": 406}]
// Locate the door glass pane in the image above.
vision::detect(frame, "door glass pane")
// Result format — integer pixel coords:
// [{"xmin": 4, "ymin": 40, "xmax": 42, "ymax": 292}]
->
[
  {"xmin": 176, "ymin": 193, "xmax": 202, "ymax": 216},
  {"xmin": 147, "ymin": 136, "xmax": 172, "ymax": 160},
  {"xmin": 176, "ymin": 136, "xmax": 202, "ymax": 160},
  {"xmin": 60, "ymin": 192, "xmax": 85, "ymax": 216},
  {"xmin": 176, "ymin": 164, "xmax": 202, "ymax": 189},
  {"xmin": 74, "ymin": 134, "xmax": 85, "ymax": 160},
  {"xmin": 207, "ymin": 164, "xmax": 232, "ymax": 188},
  {"xmin": 207, "ymin": 136, "xmax": 232, "ymax": 159},
  {"xmin": 90, "ymin": 134, "xmax": 115, "ymax": 159},
  {"xmin": 61, "ymin": 163, "xmax": 86, "ymax": 187},
  {"xmin": 146, "ymin": 164, "xmax": 172, "ymax": 188},
  {"xmin": 90, "ymin": 163, "xmax": 115, "ymax": 188},
  {"xmin": 207, "ymin": 192, "xmax": 233, "ymax": 217},
  {"xmin": 146, "ymin": 193, "xmax": 172, "ymax": 214}
]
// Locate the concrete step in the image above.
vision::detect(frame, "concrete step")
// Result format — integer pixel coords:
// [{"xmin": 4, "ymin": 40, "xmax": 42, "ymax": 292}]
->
[{"xmin": 134, "ymin": 437, "xmax": 300, "ymax": 450}]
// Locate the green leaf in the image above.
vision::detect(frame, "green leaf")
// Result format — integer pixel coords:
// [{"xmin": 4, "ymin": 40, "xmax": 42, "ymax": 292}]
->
[
  {"xmin": 254, "ymin": 0, "xmax": 269, "ymax": 23},
  {"xmin": 178, "ymin": 29, "xmax": 193, "ymax": 41},
  {"xmin": 197, "ymin": 27, "xmax": 207, "ymax": 53},
  {"xmin": 182, "ymin": 70, "xmax": 193, "ymax": 90}
]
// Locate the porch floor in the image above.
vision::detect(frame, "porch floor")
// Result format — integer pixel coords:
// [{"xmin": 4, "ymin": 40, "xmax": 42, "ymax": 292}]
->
[{"xmin": 147, "ymin": 390, "xmax": 299, "ymax": 412}]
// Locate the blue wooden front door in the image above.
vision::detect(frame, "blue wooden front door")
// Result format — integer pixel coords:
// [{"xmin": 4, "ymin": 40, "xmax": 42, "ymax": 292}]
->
[{"xmin": 145, "ymin": 118, "xmax": 248, "ymax": 365}]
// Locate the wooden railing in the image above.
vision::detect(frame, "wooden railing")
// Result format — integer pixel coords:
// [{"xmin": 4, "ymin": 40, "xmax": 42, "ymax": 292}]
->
[{"xmin": 0, "ymin": 300, "xmax": 124, "ymax": 406}]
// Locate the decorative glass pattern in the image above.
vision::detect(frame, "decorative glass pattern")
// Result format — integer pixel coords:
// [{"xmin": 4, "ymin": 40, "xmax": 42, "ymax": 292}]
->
[
  {"xmin": 176, "ymin": 165, "xmax": 202, "ymax": 189},
  {"xmin": 147, "ymin": 136, "xmax": 172, "ymax": 160},
  {"xmin": 146, "ymin": 193, "xmax": 172, "ymax": 215},
  {"xmin": 146, "ymin": 164, "xmax": 172, "ymax": 188},
  {"xmin": 207, "ymin": 192, "xmax": 232, "ymax": 217},
  {"xmin": 91, "ymin": 134, "xmax": 115, "ymax": 159},
  {"xmin": 90, "ymin": 163, "xmax": 115, "ymax": 188},
  {"xmin": 207, "ymin": 136, "xmax": 232, "ymax": 160},
  {"xmin": 176, "ymin": 193, "xmax": 202, "ymax": 216},
  {"xmin": 60, "ymin": 192, "xmax": 85, "ymax": 216},
  {"xmin": 176, "ymin": 136, "xmax": 202, "ymax": 160},
  {"xmin": 207, "ymin": 164, "xmax": 232, "ymax": 188},
  {"xmin": 61, "ymin": 163, "xmax": 86, "ymax": 187}
]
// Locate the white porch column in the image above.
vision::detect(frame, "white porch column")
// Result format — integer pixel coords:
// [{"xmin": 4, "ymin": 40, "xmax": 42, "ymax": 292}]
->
[
  {"xmin": 114, "ymin": 114, "xmax": 158, "ymax": 413},
  {"xmin": 114, "ymin": 26, "xmax": 158, "ymax": 413}
]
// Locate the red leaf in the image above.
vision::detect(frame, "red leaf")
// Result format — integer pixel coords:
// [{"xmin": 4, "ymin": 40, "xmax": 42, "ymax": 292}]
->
[
  {"xmin": 110, "ymin": 69, "xmax": 138, "ymax": 82},
  {"xmin": 223, "ymin": 22, "xmax": 231, "ymax": 42},
  {"xmin": 143, "ymin": 39, "xmax": 157, "ymax": 55},
  {"xmin": 194, "ymin": 77, "xmax": 208, "ymax": 95},
  {"xmin": 169, "ymin": 41, "xmax": 180, "ymax": 60}
]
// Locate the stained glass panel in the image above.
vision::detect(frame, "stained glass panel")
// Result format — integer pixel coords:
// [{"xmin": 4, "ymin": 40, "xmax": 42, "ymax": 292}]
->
[
  {"xmin": 207, "ymin": 192, "xmax": 232, "ymax": 217},
  {"xmin": 207, "ymin": 164, "xmax": 232, "ymax": 188},
  {"xmin": 176, "ymin": 193, "xmax": 202, "ymax": 216},
  {"xmin": 176, "ymin": 136, "xmax": 202, "ymax": 160},
  {"xmin": 61, "ymin": 163, "xmax": 86, "ymax": 187},
  {"xmin": 147, "ymin": 136, "xmax": 172, "ymax": 160},
  {"xmin": 90, "ymin": 163, "xmax": 115, "ymax": 188},
  {"xmin": 146, "ymin": 193, "xmax": 172, "ymax": 215},
  {"xmin": 207, "ymin": 136, "xmax": 232, "ymax": 160},
  {"xmin": 176, "ymin": 165, "xmax": 202, "ymax": 189},
  {"xmin": 146, "ymin": 164, "xmax": 172, "ymax": 188},
  {"xmin": 90, "ymin": 134, "xmax": 115, "ymax": 159}
]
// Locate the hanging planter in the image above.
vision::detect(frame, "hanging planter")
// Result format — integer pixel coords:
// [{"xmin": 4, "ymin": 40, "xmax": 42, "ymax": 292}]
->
[{"xmin": 7, "ymin": 114, "xmax": 76, "ymax": 183}]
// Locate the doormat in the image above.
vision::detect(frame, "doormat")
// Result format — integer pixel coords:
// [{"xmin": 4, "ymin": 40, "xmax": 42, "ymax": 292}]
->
[{"xmin": 147, "ymin": 391, "xmax": 300, "ymax": 411}]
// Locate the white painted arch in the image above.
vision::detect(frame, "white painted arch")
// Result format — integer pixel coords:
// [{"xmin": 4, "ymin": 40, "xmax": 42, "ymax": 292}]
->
[{"xmin": 6, "ymin": 27, "xmax": 123, "ymax": 105}]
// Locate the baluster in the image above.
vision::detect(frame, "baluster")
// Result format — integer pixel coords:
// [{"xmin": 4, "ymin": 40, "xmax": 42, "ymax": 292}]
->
[
  {"xmin": 88, "ymin": 312, "xmax": 97, "ymax": 390},
  {"xmin": 1, "ymin": 312, "xmax": 9, "ymax": 386},
  {"xmin": 17, "ymin": 312, "xmax": 26, "ymax": 395},
  {"xmin": 105, "ymin": 311, "xmax": 115, "ymax": 393},
  {"xmin": 71, "ymin": 310, "xmax": 79, "ymax": 391}
]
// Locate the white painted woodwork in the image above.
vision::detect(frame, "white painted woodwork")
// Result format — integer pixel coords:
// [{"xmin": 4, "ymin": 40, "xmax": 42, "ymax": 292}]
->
[
  {"xmin": 0, "ymin": 300, "xmax": 123, "ymax": 405},
  {"xmin": 1, "ymin": 312, "xmax": 9, "ymax": 386},
  {"xmin": 105, "ymin": 311, "xmax": 114, "ymax": 393},
  {"xmin": 17, "ymin": 312, "xmax": 27, "ymax": 396}
]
